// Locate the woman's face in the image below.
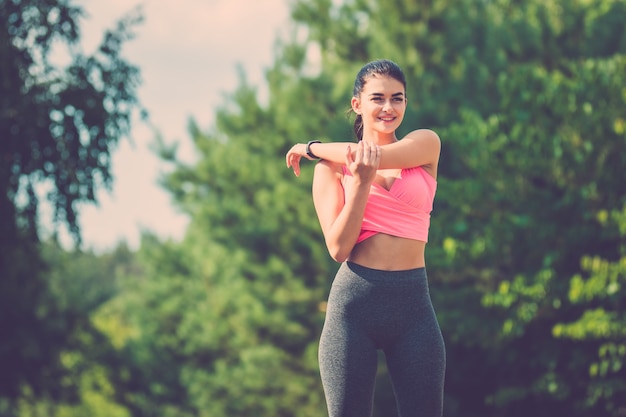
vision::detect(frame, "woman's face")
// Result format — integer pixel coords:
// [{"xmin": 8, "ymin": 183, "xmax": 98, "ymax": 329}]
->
[{"xmin": 352, "ymin": 75, "xmax": 407, "ymax": 137}]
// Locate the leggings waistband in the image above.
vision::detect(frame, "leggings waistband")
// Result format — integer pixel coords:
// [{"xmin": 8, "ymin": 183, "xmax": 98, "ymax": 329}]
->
[{"xmin": 344, "ymin": 261, "xmax": 427, "ymax": 284}]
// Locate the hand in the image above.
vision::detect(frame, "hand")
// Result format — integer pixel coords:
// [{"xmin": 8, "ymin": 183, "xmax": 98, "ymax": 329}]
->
[
  {"xmin": 285, "ymin": 143, "xmax": 313, "ymax": 177},
  {"xmin": 345, "ymin": 141, "xmax": 380, "ymax": 185}
]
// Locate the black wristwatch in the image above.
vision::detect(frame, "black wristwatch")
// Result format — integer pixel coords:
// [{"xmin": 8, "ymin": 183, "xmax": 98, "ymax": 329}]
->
[{"xmin": 306, "ymin": 140, "xmax": 322, "ymax": 159}]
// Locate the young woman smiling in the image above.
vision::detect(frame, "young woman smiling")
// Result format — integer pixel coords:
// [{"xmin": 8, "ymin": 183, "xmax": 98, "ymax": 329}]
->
[{"xmin": 286, "ymin": 59, "xmax": 445, "ymax": 417}]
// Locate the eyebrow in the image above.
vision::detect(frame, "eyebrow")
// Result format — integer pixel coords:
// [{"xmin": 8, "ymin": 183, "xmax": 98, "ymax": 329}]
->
[{"xmin": 369, "ymin": 92, "xmax": 405, "ymax": 97}]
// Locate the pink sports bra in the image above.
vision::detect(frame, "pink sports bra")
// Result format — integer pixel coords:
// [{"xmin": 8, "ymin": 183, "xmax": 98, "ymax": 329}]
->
[{"xmin": 341, "ymin": 166, "xmax": 437, "ymax": 243}]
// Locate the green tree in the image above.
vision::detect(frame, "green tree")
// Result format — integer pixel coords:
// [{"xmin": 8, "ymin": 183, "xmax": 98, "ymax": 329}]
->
[
  {"xmin": 0, "ymin": 241, "xmax": 139, "ymax": 417},
  {"xmin": 552, "ymin": 205, "xmax": 626, "ymax": 415},
  {"xmin": 466, "ymin": 54, "xmax": 626, "ymax": 417},
  {"xmin": 0, "ymin": 0, "xmax": 143, "ymax": 407},
  {"xmin": 82, "ymin": 0, "xmax": 626, "ymax": 416},
  {"xmin": 0, "ymin": 0, "xmax": 142, "ymax": 242},
  {"xmin": 93, "ymin": 70, "xmax": 338, "ymax": 415}
]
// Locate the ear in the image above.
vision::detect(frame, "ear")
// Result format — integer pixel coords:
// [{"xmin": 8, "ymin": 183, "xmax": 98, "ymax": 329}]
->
[{"xmin": 351, "ymin": 96, "xmax": 361, "ymax": 114}]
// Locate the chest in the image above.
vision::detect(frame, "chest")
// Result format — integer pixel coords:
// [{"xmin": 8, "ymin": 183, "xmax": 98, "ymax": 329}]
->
[{"xmin": 373, "ymin": 169, "xmax": 402, "ymax": 191}]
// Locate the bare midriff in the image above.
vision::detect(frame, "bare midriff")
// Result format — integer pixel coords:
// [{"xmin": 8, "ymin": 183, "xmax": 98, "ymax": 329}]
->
[{"xmin": 347, "ymin": 233, "xmax": 426, "ymax": 271}]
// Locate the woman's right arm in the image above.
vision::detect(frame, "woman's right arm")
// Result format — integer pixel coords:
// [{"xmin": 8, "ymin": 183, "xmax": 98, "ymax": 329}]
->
[
  {"xmin": 312, "ymin": 142, "xmax": 379, "ymax": 262},
  {"xmin": 286, "ymin": 142, "xmax": 354, "ymax": 177}
]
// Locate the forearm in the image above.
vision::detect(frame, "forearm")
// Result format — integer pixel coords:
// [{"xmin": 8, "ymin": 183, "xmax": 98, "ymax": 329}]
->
[
  {"xmin": 312, "ymin": 162, "xmax": 371, "ymax": 262},
  {"xmin": 306, "ymin": 141, "xmax": 355, "ymax": 164},
  {"xmin": 310, "ymin": 142, "xmax": 380, "ymax": 262},
  {"xmin": 321, "ymin": 185, "xmax": 370, "ymax": 262},
  {"xmin": 305, "ymin": 130, "xmax": 441, "ymax": 169}
]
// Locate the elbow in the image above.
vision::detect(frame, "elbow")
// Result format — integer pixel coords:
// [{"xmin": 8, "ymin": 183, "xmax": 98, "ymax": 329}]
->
[
  {"xmin": 330, "ymin": 252, "xmax": 349, "ymax": 263},
  {"xmin": 326, "ymin": 242, "xmax": 352, "ymax": 263}
]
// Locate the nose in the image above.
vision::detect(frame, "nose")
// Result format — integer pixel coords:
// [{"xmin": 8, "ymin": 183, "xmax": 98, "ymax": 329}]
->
[{"xmin": 382, "ymin": 99, "xmax": 393, "ymax": 112}]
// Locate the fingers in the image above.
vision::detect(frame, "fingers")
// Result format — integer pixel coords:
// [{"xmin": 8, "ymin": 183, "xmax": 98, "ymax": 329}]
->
[
  {"xmin": 285, "ymin": 145, "xmax": 303, "ymax": 176},
  {"xmin": 356, "ymin": 141, "xmax": 380, "ymax": 168},
  {"xmin": 285, "ymin": 154, "xmax": 300, "ymax": 177},
  {"xmin": 345, "ymin": 145, "xmax": 354, "ymax": 166},
  {"xmin": 368, "ymin": 142, "xmax": 380, "ymax": 166},
  {"xmin": 291, "ymin": 157, "xmax": 301, "ymax": 177},
  {"xmin": 355, "ymin": 140, "xmax": 364, "ymax": 162}
]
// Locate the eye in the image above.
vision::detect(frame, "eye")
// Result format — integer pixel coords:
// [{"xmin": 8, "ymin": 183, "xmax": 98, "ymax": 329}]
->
[{"xmin": 393, "ymin": 97, "xmax": 404, "ymax": 102}]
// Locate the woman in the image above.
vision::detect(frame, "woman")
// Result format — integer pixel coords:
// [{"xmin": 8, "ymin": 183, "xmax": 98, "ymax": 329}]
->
[{"xmin": 286, "ymin": 59, "xmax": 445, "ymax": 417}]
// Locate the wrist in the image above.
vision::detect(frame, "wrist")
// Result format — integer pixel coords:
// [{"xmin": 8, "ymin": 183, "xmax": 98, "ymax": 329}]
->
[{"xmin": 306, "ymin": 140, "xmax": 322, "ymax": 159}]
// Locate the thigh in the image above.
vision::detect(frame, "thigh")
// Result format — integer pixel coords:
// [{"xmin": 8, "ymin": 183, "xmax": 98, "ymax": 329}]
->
[
  {"xmin": 384, "ymin": 315, "xmax": 446, "ymax": 417},
  {"xmin": 319, "ymin": 313, "xmax": 378, "ymax": 417}
]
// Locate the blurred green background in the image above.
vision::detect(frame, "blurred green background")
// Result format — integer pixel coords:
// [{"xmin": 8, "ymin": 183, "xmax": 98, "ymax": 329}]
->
[{"xmin": 1, "ymin": 0, "xmax": 625, "ymax": 416}]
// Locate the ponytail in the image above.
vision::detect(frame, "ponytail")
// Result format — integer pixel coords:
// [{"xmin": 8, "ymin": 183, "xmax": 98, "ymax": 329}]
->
[{"xmin": 353, "ymin": 114, "xmax": 364, "ymax": 142}]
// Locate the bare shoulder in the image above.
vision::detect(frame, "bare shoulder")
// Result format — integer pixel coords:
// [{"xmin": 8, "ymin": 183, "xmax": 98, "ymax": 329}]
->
[
  {"xmin": 401, "ymin": 129, "xmax": 440, "ymax": 178},
  {"xmin": 314, "ymin": 159, "xmax": 344, "ymax": 180}
]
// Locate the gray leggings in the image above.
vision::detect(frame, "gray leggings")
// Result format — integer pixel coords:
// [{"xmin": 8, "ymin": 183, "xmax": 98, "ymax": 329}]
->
[{"xmin": 319, "ymin": 262, "xmax": 445, "ymax": 417}]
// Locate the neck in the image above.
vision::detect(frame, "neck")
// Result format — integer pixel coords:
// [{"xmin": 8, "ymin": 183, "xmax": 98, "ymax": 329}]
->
[{"xmin": 362, "ymin": 131, "xmax": 397, "ymax": 145}]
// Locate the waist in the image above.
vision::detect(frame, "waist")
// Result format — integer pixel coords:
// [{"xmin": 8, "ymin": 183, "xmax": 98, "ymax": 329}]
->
[{"xmin": 348, "ymin": 233, "xmax": 427, "ymax": 271}]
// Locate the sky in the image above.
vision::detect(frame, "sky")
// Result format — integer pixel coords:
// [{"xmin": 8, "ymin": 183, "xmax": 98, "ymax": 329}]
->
[{"xmin": 59, "ymin": 0, "xmax": 291, "ymax": 252}]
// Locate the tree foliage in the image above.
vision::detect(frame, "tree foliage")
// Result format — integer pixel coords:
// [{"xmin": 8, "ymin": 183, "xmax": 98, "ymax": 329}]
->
[
  {"xmin": 4, "ymin": 0, "xmax": 626, "ymax": 416},
  {"xmin": 0, "ymin": 0, "xmax": 143, "ymax": 408},
  {"xmin": 93, "ymin": 0, "xmax": 626, "ymax": 415},
  {"xmin": 0, "ymin": 241, "xmax": 139, "ymax": 417},
  {"xmin": 0, "ymin": 0, "xmax": 142, "ymax": 242}
]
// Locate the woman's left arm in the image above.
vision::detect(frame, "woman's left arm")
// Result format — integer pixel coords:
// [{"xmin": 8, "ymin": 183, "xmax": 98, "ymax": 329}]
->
[{"xmin": 286, "ymin": 129, "xmax": 441, "ymax": 176}]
